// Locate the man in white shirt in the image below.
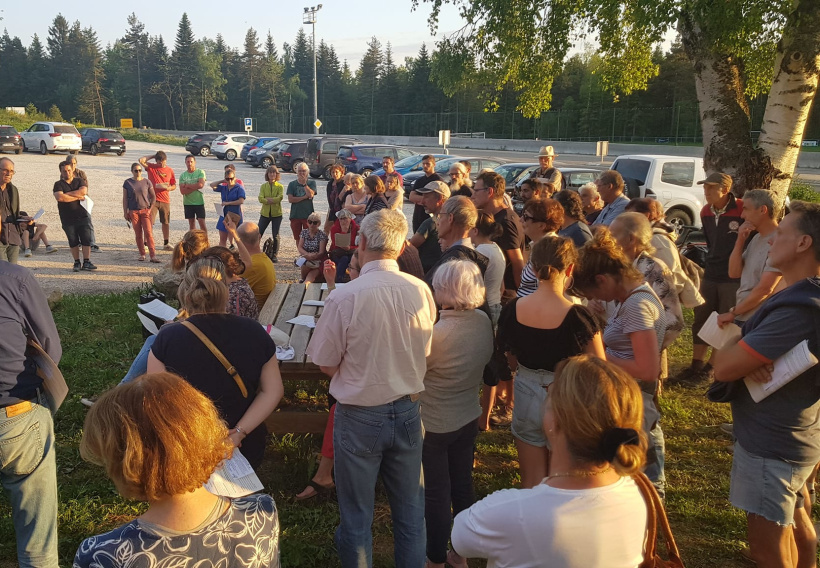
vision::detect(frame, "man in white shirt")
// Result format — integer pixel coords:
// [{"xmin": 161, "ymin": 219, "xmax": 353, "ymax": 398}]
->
[{"xmin": 306, "ymin": 209, "xmax": 436, "ymax": 568}]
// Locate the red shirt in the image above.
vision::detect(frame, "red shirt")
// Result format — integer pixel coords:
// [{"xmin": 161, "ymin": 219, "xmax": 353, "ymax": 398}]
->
[
  {"xmin": 330, "ymin": 219, "xmax": 358, "ymax": 251},
  {"xmin": 145, "ymin": 163, "xmax": 176, "ymax": 203}
]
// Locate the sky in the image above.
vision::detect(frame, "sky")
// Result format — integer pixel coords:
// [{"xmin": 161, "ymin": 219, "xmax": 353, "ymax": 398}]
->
[{"xmin": 0, "ymin": 1, "xmax": 465, "ymax": 68}]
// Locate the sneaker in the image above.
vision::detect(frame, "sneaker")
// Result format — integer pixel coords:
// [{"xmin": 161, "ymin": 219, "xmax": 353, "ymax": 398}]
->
[
  {"xmin": 719, "ymin": 423, "xmax": 734, "ymax": 436},
  {"xmin": 489, "ymin": 406, "xmax": 513, "ymax": 427},
  {"xmin": 90, "ymin": 244, "xmax": 101, "ymax": 252},
  {"xmin": 163, "ymin": 244, "xmax": 173, "ymax": 251},
  {"xmin": 82, "ymin": 259, "xmax": 98, "ymax": 271},
  {"xmin": 72, "ymin": 260, "xmax": 81, "ymax": 272},
  {"xmin": 80, "ymin": 396, "xmax": 98, "ymax": 408},
  {"xmin": 24, "ymin": 248, "xmax": 32, "ymax": 257},
  {"xmin": 45, "ymin": 245, "xmax": 58, "ymax": 254}
]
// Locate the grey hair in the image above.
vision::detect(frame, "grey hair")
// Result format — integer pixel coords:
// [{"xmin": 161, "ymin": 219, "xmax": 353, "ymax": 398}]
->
[
  {"xmin": 307, "ymin": 211, "xmax": 322, "ymax": 223},
  {"xmin": 579, "ymin": 182, "xmax": 599, "ymax": 197},
  {"xmin": 449, "ymin": 162, "xmax": 468, "ymax": 175},
  {"xmin": 743, "ymin": 189, "xmax": 776, "ymax": 219},
  {"xmin": 612, "ymin": 212, "xmax": 655, "ymax": 255},
  {"xmin": 295, "ymin": 162, "xmax": 309, "ymax": 172},
  {"xmin": 359, "ymin": 209, "xmax": 407, "ymax": 257},
  {"xmin": 440, "ymin": 196, "xmax": 478, "ymax": 230},
  {"xmin": 432, "ymin": 260, "xmax": 486, "ymax": 310}
]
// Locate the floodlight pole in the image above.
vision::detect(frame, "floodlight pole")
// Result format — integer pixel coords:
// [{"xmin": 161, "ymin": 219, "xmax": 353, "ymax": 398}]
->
[{"xmin": 303, "ymin": 5, "xmax": 322, "ymax": 134}]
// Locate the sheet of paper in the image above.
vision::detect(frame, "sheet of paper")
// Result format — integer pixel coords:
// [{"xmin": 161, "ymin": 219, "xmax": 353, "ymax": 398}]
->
[
  {"xmin": 697, "ymin": 311, "xmax": 742, "ymax": 350},
  {"xmin": 137, "ymin": 312, "xmax": 159, "ymax": 336},
  {"xmin": 204, "ymin": 449, "xmax": 263, "ymax": 498},
  {"xmin": 745, "ymin": 340, "xmax": 819, "ymax": 403},
  {"xmin": 295, "ymin": 257, "xmax": 307, "ymax": 267},
  {"xmin": 80, "ymin": 195, "xmax": 94, "ymax": 214},
  {"xmin": 321, "ymin": 282, "xmax": 346, "ymax": 290},
  {"xmin": 287, "ymin": 315, "xmax": 316, "ymax": 328},
  {"xmin": 32, "ymin": 208, "xmax": 45, "ymax": 221},
  {"xmin": 214, "ymin": 202, "xmax": 224, "ymax": 218},
  {"xmin": 138, "ymin": 299, "xmax": 179, "ymax": 322},
  {"xmin": 302, "ymin": 300, "xmax": 325, "ymax": 307}
]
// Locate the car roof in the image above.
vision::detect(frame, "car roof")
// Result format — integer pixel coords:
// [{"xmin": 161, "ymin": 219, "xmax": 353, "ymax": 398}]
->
[
  {"xmin": 37, "ymin": 121, "xmax": 74, "ymax": 126},
  {"xmin": 499, "ymin": 162, "xmax": 538, "ymax": 167},
  {"xmin": 344, "ymin": 144, "xmax": 406, "ymax": 148},
  {"xmin": 561, "ymin": 167, "xmax": 602, "ymax": 172},
  {"xmin": 614, "ymin": 154, "xmax": 701, "ymax": 160}
]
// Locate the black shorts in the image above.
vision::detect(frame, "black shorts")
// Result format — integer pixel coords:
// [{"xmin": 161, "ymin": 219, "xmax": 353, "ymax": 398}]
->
[
  {"xmin": 62, "ymin": 221, "xmax": 93, "ymax": 248},
  {"xmin": 184, "ymin": 204, "xmax": 206, "ymax": 219}
]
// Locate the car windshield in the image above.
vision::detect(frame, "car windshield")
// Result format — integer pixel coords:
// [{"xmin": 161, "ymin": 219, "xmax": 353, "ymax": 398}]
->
[
  {"xmin": 495, "ymin": 164, "xmax": 528, "ymax": 182},
  {"xmin": 394, "ymin": 155, "xmax": 422, "ymax": 169},
  {"xmin": 262, "ymin": 140, "xmax": 280, "ymax": 149},
  {"xmin": 214, "ymin": 135, "xmax": 227, "ymax": 142},
  {"xmin": 0, "ymin": 127, "xmax": 17, "ymax": 135},
  {"xmin": 55, "ymin": 125, "xmax": 79, "ymax": 135},
  {"xmin": 101, "ymin": 130, "xmax": 124, "ymax": 140},
  {"xmin": 434, "ymin": 158, "xmax": 461, "ymax": 173}
]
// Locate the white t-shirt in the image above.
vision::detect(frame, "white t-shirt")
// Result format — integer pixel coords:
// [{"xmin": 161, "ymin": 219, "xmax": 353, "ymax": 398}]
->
[
  {"xmin": 451, "ymin": 477, "xmax": 647, "ymax": 568},
  {"xmin": 476, "ymin": 242, "xmax": 506, "ymax": 308}
]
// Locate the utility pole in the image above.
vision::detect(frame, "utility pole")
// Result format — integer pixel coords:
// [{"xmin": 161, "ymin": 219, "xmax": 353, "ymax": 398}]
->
[{"xmin": 303, "ymin": 5, "xmax": 323, "ymax": 135}]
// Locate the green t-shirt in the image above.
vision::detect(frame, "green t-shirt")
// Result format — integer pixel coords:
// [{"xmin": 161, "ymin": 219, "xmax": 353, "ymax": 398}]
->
[
  {"xmin": 286, "ymin": 179, "xmax": 317, "ymax": 220},
  {"xmin": 180, "ymin": 169, "xmax": 206, "ymax": 205},
  {"xmin": 415, "ymin": 216, "xmax": 442, "ymax": 273}
]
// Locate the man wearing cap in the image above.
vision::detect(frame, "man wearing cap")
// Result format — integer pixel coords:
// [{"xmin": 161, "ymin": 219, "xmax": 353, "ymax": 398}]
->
[
  {"xmin": 528, "ymin": 146, "xmax": 562, "ymax": 192},
  {"xmin": 678, "ymin": 172, "xmax": 743, "ymax": 383},
  {"xmin": 409, "ymin": 155, "xmax": 445, "ymax": 233},
  {"xmin": 593, "ymin": 170, "xmax": 630, "ymax": 227},
  {"xmin": 409, "ymin": 181, "xmax": 450, "ymax": 273}
]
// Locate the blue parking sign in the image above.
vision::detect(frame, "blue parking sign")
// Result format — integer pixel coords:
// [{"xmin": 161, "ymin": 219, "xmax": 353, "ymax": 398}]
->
[{"xmin": 244, "ymin": 118, "xmax": 252, "ymax": 127}]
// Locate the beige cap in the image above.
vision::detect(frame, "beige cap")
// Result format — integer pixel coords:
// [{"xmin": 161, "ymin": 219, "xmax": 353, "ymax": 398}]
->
[
  {"xmin": 417, "ymin": 180, "xmax": 451, "ymax": 199},
  {"xmin": 536, "ymin": 145, "xmax": 557, "ymax": 158}
]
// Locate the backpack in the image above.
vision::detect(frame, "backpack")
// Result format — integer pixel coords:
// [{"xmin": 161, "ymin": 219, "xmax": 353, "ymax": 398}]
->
[{"xmin": 262, "ymin": 237, "xmax": 276, "ymax": 262}]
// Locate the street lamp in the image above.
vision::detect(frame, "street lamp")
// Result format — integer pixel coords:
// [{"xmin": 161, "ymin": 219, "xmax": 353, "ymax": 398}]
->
[{"xmin": 303, "ymin": 4, "xmax": 323, "ymax": 134}]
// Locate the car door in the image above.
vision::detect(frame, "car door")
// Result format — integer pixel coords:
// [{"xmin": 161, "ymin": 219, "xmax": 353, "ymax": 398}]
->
[{"xmin": 396, "ymin": 148, "xmax": 414, "ymax": 161}]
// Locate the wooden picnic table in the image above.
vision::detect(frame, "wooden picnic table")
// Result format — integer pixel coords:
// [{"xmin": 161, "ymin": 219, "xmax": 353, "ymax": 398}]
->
[{"xmin": 259, "ymin": 281, "xmax": 332, "ymax": 435}]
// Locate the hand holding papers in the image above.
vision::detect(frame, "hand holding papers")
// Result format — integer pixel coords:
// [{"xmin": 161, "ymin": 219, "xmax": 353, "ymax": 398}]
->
[
  {"xmin": 205, "ymin": 449, "xmax": 263, "ymax": 498},
  {"xmin": 697, "ymin": 312, "xmax": 742, "ymax": 350},
  {"xmin": 80, "ymin": 195, "xmax": 94, "ymax": 214},
  {"xmin": 744, "ymin": 340, "xmax": 819, "ymax": 402}
]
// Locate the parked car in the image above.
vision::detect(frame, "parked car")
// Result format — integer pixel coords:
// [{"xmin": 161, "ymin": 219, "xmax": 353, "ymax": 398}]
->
[
  {"xmin": 495, "ymin": 163, "xmax": 539, "ymax": 188},
  {"xmin": 371, "ymin": 153, "xmax": 449, "ymax": 178},
  {"xmin": 210, "ymin": 134, "xmax": 257, "ymax": 161},
  {"xmin": 79, "ymin": 128, "xmax": 126, "ymax": 156},
  {"xmin": 186, "ymin": 133, "xmax": 221, "ymax": 157},
  {"xmin": 337, "ymin": 144, "xmax": 417, "ymax": 177},
  {"xmin": 241, "ymin": 137, "xmax": 280, "ymax": 161},
  {"xmin": 274, "ymin": 140, "xmax": 307, "ymax": 171},
  {"xmin": 560, "ymin": 167, "xmax": 601, "ymax": 190},
  {"xmin": 305, "ymin": 136, "xmax": 362, "ymax": 180},
  {"xmin": 21, "ymin": 121, "xmax": 81, "ymax": 155},
  {"xmin": 0, "ymin": 126, "xmax": 22, "ymax": 154},
  {"xmin": 611, "ymin": 154, "xmax": 708, "ymax": 229},
  {"xmin": 402, "ymin": 156, "xmax": 509, "ymax": 196},
  {"xmin": 245, "ymin": 139, "xmax": 292, "ymax": 168}
]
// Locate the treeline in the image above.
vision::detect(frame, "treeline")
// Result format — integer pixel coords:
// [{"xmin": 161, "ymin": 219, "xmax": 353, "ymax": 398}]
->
[{"xmin": 1, "ymin": 13, "xmax": 816, "ymax": 141}]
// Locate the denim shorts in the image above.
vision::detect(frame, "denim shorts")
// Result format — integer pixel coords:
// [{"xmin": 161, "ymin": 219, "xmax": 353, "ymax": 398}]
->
[
  {"xmin": 511, "ymin": 365, "xmax": 553, "ymax": 448},
  {"xmin": 62, "ymin": 221, "xmax": 92, "ymax": 248},
  {"xmin": 730, "ymin": 441, "xmax": 813, "ymax": 526}
]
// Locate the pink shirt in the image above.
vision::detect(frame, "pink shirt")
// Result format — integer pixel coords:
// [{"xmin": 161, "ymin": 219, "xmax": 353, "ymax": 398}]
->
[{"xmin": 306, "ymin": 259, "xmax": 436, "ymax": 406}]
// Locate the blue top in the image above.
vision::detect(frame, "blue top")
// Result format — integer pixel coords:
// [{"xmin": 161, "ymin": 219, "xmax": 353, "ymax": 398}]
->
[{"xmin": 215, "ymin": 182, "xmax": 246, "ymax": 232}]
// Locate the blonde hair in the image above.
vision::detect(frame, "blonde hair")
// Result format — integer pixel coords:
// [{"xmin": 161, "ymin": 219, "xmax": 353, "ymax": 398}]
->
[
  {"xmin": 551, "ymin": 355, "xmax": 647, "ymax": 476},
  {"xmin": 178, "ymin": 258, "xmax": 229, "ymax": 315},
  {"xmin": 574, "ymin": 227, "xmax": 643, "ymax": 293},
  {"xmin": 80, "ymin": 372, "xmax": 233, "ymax": 501},
  {"xmin": 610, "ymin": 212, "xmax": 655, "ymax": 255},
  {"xmin": 172, "ymin": 230, "xmax": 210, "ymax": 272},
  {"xmin": 307, "ymin": 211, "xmax": 322, "ymax": 224},
  {"xmin": 530, "ymin": 235, "xmax": 577, "ymax": 281}
]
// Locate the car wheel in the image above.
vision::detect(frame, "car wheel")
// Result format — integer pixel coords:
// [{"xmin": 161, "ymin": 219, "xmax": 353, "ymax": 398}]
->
[
  {"xmin": 199, "ymin": 146, "xmax": 210, "ymax": 157},
  {"xmin": 117, "ymin": 150, "xmax": 125, "ymax": 156},
  {"xmin": 226, "ymin": 149, "xmax": 237, "ymax": 161},
  {"xmin": 291, "ymin": 159, "xmax": 303, "ymax": 171},
  {"xmin": 322, "ymin": 166, "xmax": 334, "ymax": 181},
  {"xmin": 261, "ymin": 157, "xmax": 273, "ymax": 168},
  {"xmin": 14, "ymin": 148, "xmax": 21, "ymax": 155},
  {"xmin": 90, "ymin": 144, "xmax": 98, "ymax": 156},
  {"xmin": 70, "ymin": 150, "xmax": 78, "ymax": 155},
  {"xmin": 666, "ymin": 208, "xmax": 693, "ymax": 232},
  {"xmin": 361, "ymin": 168, "xmax": 373, "ymax": 177},
  {"xmin": 21, "ymin": 140, "xmax": 26, "ymax": 153},
  {"xmin": 40, "ymin": 142, "xmax": 48, "ymax": 155}
]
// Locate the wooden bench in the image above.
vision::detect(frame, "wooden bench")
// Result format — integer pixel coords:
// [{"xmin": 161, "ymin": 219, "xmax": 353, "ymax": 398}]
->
[{"xmin": 258, "ymin": 282, "xmax": 331, "ymax": 434}]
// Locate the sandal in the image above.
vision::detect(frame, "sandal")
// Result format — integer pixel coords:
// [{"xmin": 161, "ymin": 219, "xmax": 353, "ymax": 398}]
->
[
  {"xmin": 138, "ymin": 255, "xmax": 146, "ymax": 262},
  {"xmin": 149, "ymin": 257, "xmax": 161, "ymax": 263},
  {"xmin": 295, "ymin": 480, "xmax": 335, "ymax": 501}
]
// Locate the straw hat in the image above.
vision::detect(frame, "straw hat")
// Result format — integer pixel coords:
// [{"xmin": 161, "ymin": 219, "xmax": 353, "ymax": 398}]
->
[{"xmin": 536, "ymin": 145, "xmax": 557, "ymax": 158}]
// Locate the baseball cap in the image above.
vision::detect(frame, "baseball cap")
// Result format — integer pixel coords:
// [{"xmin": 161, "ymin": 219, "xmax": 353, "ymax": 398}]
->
[
  {"xmin": 416, "ymin": 180, "xmax": 451, "ymax": 199},
  {"xmin": 697, "ymin": 172, "xmax": 732, "ymax": 186}
]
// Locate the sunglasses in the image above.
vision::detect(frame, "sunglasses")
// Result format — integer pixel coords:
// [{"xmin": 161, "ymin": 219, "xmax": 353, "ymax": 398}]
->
[
  {"xmin": 522, "ymin": 213, "xmax": 544, "ymax": 223},
  {"xmin": 308, "ymin": 220, "xmax": 321, "ymax": 225},
  {"xmin": 132, "ymin": 168, "xmax": 142, "ymax": 172}
]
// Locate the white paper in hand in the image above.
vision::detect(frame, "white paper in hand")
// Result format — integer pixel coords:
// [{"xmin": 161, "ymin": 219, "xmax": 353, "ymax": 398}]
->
[
  {"xmin": 80, "ymin": 196, "xmax": 94, "ymax": 214},
  {"xmin": 214, "ymin": 202, "xmax": 224, "ymax": 218},
  {"xmin": 137, "ymin": 312, "xmax": 159, "ymax": 335},
  {"xmin": 295, "ymin": 257, "xmax": 307, "ymax": 267},
  {"xmin": 697, "ymin": 311, "xmax": 742, "ymax": 350},
  {"xmin": 745, "ymin": 340, "xmax": 819, "ymax": 403},
  {"xmin": 138, "ymin": 299, "xmax": 179, "ymax": 322},
  {"xmin": 32, "ymin": 208, "xmax": 45, "ymax": 221},
  {"xmin": 204, "ymin": 449, "xmax": 263, "ymax": 498}
]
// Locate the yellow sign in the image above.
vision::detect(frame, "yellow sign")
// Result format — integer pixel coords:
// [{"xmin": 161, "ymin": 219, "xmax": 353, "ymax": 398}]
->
[
  {"xmin": 120, "ymin": 118, "xmax": 134, "ymax": 129},
  {"xmin": 314, "ymin": 119, "xmax": 323, "ymax": 129}
]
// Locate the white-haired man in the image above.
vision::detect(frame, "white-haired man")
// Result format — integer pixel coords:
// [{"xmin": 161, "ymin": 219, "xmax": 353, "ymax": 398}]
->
[{"xmin": 307, "ymin": 209, "xmax": 436, "ymax": 568}]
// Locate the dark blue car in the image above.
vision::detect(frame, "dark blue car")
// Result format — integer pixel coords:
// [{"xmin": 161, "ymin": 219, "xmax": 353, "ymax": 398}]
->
[
  {"xmin": 241, "ymin": 137, "xmax": 280, "ymax": 161},
  {"xmin": 372, "ymin": 153, "xmax": 450, "ymax": 178},
  {"xmin": 337, "ymin": 144, "xmax": 417, "ymax": 177}
]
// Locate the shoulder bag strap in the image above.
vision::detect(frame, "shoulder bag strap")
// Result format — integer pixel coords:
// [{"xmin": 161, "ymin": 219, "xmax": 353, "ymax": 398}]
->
[
  {"xmin": 634, "ymin": 472, "xmax": 685, "ymax": 567},
  {"xmin": 180, "ymin": 321, "xmax": 248, "ymax": 398}
]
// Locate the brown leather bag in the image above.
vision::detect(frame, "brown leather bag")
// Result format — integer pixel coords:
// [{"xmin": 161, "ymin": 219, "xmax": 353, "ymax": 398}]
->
[{"xmin": 634, "ymin": 472, "xmax": 685, "ymax": 568}]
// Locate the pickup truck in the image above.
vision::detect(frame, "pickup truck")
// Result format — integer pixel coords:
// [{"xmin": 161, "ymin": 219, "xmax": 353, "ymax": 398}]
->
[{"xmin": 610, "ymin": 155, "xmax": 707, "ymax": 230}]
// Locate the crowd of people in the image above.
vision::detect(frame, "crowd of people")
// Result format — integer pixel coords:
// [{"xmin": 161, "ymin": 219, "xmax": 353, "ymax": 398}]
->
[{"xmin": 1, "ymin": 145, "xmax": 820, "ymax": 568}]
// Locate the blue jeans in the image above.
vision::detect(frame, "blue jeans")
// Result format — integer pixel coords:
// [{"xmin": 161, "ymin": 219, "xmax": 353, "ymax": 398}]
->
[
  {"xmin": 645, "ymin": 421, "xmax": 666, "ymax": 500},
  {"xmin": 121, "ymin": 335, "xmax": 156, "ymax": 384},
  {"xmin": 0, "ymin": 391, "xmax": 58, "ymax": 568},
  {"xmin": 333, "ymin": 397, "xmax": 426, "ymax": 568}
]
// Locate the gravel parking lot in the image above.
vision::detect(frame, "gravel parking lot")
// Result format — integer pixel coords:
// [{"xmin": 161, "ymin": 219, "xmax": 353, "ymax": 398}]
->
[{"xmin": 7, "ymin": 140, "xmax": 418, "ymax": 295}]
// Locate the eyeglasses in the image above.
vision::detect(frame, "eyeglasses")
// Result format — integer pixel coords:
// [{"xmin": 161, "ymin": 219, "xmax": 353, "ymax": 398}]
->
[
  {"xmin": 132, "ymin": 168, "xmax": 142, "ymax": 172},
  {"xmin": 0, "ymin": 168, "xmax": 14, "ymax": 175},
  {"xmin": 308, "ymin": 220, "xmax": 321, "ymax": 225},
  {"xmin": 522, "ymin": 213, "xmax": 544, "ymax": 223}
]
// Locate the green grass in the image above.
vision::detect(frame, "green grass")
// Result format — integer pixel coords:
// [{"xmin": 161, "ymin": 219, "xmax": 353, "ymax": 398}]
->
[
  {"xmin": 119, "ymin": 129, "xmax": 188, "ymax": 147},
  {"xmin": 0, "ymin": 298, "xmax": 788, "ymax": 567}
]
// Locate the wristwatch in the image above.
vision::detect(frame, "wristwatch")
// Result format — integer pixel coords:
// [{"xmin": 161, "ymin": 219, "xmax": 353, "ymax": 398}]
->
[{"xmin": 729, "ymin": 307, "xmax": 736, "ymax": 314}]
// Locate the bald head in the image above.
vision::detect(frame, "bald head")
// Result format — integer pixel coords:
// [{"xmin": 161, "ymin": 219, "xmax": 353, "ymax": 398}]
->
[{"xmin": 237, "ymin": 222, "xmax": 262, "ymax": 249}]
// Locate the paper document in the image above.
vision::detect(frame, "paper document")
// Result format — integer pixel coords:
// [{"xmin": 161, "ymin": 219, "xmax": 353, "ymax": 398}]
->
[
  {"xmin": 204, "ymin": 449, "xmax": 263, "ymax": 498},
  {"xmin": 287, "ymin": 315, "xmax": 316, "ymax": 328},
  {"xmin": 80, "ymin": 196, "xmax": 94, "ymax": 214},
  {"xmin": 302, "ymin": 300, "xmax": 325, "ymax": 307},
  {"xmin": 745, "ymin": 340, "xmax": 819, "ymax": 403},
  {"xmin": 137, "ymin": 312, "xmax": 159, "ymax": 335},
  {"xmin": 697, "ymin": 311, "xmax": 742, "ymax": 350},
  {"xmin": 214, "ymin": 202, "xmax": 224, "ymax": 218},
  {"xmin": 321, "ymin": 282, "xmax": 346, "ymax": 290},
  {"xmin": 138, "ymin": 299, "xmax": 179, "ymax": 322},
  {"xmin": 295, "ymin": 257, "xmax": 307, "ymax": 267},
  {"xmin": 32, "ymin": 208, "xmax": 45, "ymax": 221}
]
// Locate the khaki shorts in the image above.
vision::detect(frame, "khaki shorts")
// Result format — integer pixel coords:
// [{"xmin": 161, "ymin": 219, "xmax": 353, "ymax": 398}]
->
[{"xmin": 151, "ymin": 201, "xmax": 171, "ymax": 225}]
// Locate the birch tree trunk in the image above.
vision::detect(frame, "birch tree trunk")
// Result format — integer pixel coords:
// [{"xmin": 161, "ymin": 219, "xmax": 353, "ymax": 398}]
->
[{"xmin": 758, "ymin": 0, "xmax": 820, "ymax": 213}]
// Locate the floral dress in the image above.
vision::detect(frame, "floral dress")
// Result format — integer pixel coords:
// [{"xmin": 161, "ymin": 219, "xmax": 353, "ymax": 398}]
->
[{"xmin": 229, "ymin": 279, "xmax": 259, "ymax": 319}]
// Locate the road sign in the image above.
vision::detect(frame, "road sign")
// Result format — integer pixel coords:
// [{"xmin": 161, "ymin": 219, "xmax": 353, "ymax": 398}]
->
[
  {"xmin": 314, "ymin": 119, "xmax": 323, "ymax": 129},
  {"xmin": 120, "ymin": 118, "xmax": 133, "ymax": 129},
  {"xmin": 439, "ymin": 130, "xmax": 451, "ymax": 154},
  {"xmin": 596, "ymin": 141, "xmax": 609, "ymax": 163},
  {"xmin": 244, "ymin": 118, "xmax": 253, "ymax": 132}
]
